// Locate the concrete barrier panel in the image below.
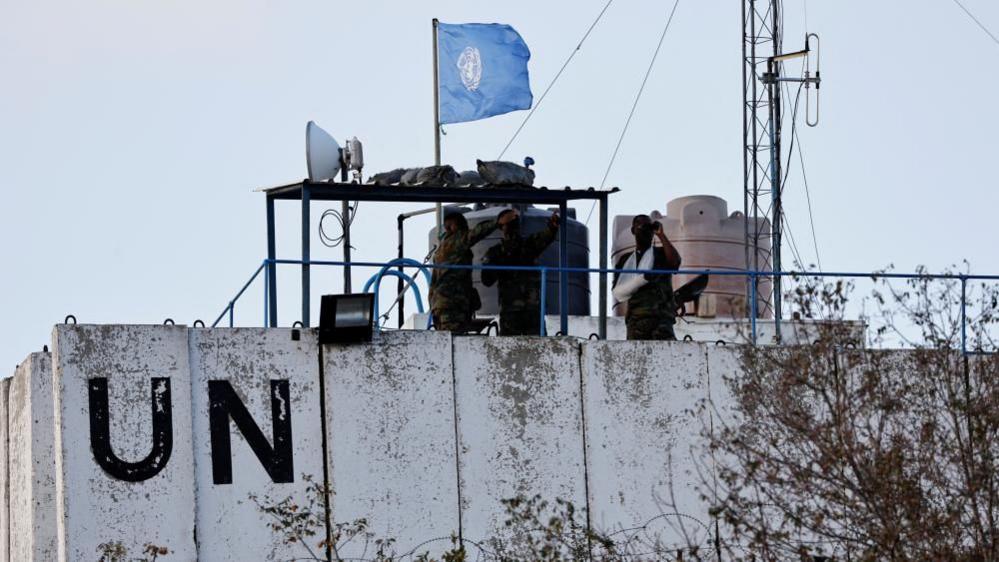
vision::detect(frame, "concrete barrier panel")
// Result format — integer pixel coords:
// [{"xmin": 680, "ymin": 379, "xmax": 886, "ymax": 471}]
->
[
  {"xmin": 0, "ymin": 376, "xmax": 10, "ymax": 562},
  {"xmin": 583, "ymin": 341, "xmax": 711, "ymax": 546},
  {"xmin": 52, "ymin": 325, "xmax": 196, "ymax": 561},
  {"xmin": 702, "ymin": 343, "xmax": 744, "ymax": 551},
  {"xmin": 325, "ymin": 331, "xmax": 460, "ymax": 558},
  {"xmin": 704, "ymin": 344, "xmax": 741, "ymax": 430},
  {"xmin": 453, "ymin": 337, "xmax": 586, "ymax": 544},
  {"xmin": 9, "ymin": 352, "xmax": 56, "ymax": 561},
  {"xmin": 190, "ymin": 328, "xmax": 325, "ymax": 562}
]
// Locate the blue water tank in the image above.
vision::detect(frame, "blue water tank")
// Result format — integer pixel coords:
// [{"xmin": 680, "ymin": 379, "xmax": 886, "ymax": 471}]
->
[{"xmin": 427, "ymin": 204, "xmax": 590, "ymax": 316}]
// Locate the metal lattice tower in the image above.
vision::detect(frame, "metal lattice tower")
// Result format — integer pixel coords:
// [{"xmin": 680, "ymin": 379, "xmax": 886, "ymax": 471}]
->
[{"xmin": 742, "ymin": 0, "xmax": 783, "ymax": 334}]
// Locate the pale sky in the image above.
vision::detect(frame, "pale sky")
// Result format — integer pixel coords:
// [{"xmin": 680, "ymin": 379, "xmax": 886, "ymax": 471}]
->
[{"xmin": 3, "ymin": 0, "xmax": 998, "ymax": 369}]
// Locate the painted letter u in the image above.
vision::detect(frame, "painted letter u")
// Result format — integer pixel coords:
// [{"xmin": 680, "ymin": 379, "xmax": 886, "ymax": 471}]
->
[{"xmin": 88, "ymin": 377, "xmax": 173, "ymax": 482}]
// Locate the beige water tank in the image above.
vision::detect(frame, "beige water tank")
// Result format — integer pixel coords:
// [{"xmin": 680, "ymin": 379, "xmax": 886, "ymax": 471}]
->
[{"xmin": 611, "ymin": 195, "xmax": 773, "ymax": 318}]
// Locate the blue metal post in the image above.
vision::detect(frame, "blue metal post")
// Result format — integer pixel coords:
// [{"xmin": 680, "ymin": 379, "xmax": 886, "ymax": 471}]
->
[
  {"xmin": 302, "ymin": 184, "xmax": 311, "ymax": 327},
  {"xmin": 211, "ymin": 261, "xmax": 267, "ymax": 328},
  {"xmin": 539, "ymin": 267, "xmax": 548, "ymax": 336},
  {"xmin": 266, "ymin": 195, "xmax": 278, "ymax": 327},
  {"xmin": 750, "ymin": 273, "xmax": 758, "ymax": 345},
  {"xmin": 229, "ymin": 303, "xmax": 234, "ymax": 328},
  {"xmin": 598, "ymin": 194, "xmax": 608, "ymax": 339},
  {"xmin": 558, "ymin": 201, "xmax": 569, "ymax": 335},
  {"xmin": 961, "ymin": 276, "xmax": 967, "ymax": 355},
  {"xmin": 263, "ymin": 266, "xmax": 268, "ymax": 327}
]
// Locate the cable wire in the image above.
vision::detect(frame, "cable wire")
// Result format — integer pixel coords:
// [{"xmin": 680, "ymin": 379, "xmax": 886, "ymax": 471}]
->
[
  {"xmin": 779, "ymin": 68, "xmax": 823, "ymax": 271},
  {"xmin": 949, "ymin": 0, "xmax": 999, "ymax": 47},
  {"xmin": 497, "ymin": 0, "xmax": 616, "ymax": 160},
  {"xmin": 782, "ymin": 208, "xmax": 807, "ymax": 269},
  {"xmin": 584, "ymin": 0, "xmax": 681, "ymax": 227},
  {"xmin": 583, "ymin": 0, "xmax": 680, "ymax": 225},
  {"xmin": 774, "ymin": 78, "xmax": 807, "ymax": 272},
  {"xmin": 794, "ymin": 119, "xmax": 822, "ymax": 271},
  {"xmin": 599, "ymin": 0, "xmax": 681, "ymax": 190},
  {"xmin": 776, "ymin": 83, "xmax": 808, "ymax": 271},
  {"xmin": 318, "ymin": 202, "xmax": 360, "ymax": 248}
]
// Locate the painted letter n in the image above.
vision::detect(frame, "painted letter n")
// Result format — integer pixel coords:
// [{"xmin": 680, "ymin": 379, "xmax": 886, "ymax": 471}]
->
[{"xmin": 208, "ymin": 380, "xmax": 294, "ymax": 485}]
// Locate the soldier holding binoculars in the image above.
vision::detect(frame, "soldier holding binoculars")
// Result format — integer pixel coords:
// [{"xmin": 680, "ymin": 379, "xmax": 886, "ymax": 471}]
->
[{"xmin": 612, "ymin": 214, "xmax": 682, "ymax": 341}]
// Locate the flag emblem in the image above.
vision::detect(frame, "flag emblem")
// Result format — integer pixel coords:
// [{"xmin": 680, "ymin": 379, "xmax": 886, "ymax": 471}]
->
[
  {"xmin": 457, "ymin": 46, "xmax": 483, "ymax": 91},
  {"xmin": 436, "ymin": 22, "xmax": 533, "ymax": 124}
]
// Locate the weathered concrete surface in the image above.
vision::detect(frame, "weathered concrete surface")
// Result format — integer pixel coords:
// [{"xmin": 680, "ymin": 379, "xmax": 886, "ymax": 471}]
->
[
  {"xmin": 0, "ymin": 323, "xmax": 796, "ymax": 558},
  {"xmin": 190, "ymin": 328, "xmax": 325, "ymax": 562},
  {"xmin": 52, "ymin": 325, "xmax": 197, "ymax": 561},
  {"xmin": 0, "ymin": 376, "xmax": 10, "ymax": 562},
  {"xmin": 700, "ymin": 343, "xmax": 743, "ymax": 551},
  {"xmin": 404, "ymin": 313, "xmax": 854, "ymax": 345},
  {"xmin": 325, "ymin": 331, "xmax": 460, "ymax": 558},
  {"xmin": 704, "ymin": 344, "xmax": 741, "ymax": 430},
  {"xmin": 9, "ymin": 352, "xmax": 56, "ymax": 561},
  {"xmin": 453, "ymin": 336, "xmax": 587, "ymax": 544},
  {"xmin": 583, "ymin": 341, "xmax": 712, "ymax": 546}
]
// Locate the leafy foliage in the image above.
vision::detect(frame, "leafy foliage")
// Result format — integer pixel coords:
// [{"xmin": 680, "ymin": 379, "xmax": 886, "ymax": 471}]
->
[
  {"xmin": 253, "ymin": 484, "xmax": 703, "ymax": 561},
  {"xmin": 705, "ymin": 270, "xmax": 999, "ymax": 561},
  {"xmin": 96, "ymin": 541, "xmax": 169, "ymax": 562}
]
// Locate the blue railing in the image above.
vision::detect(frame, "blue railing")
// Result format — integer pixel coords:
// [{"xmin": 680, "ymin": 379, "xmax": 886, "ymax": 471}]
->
[{"xmin": 213, "ymin": 258, "xmax": 999, "ymax": 355}]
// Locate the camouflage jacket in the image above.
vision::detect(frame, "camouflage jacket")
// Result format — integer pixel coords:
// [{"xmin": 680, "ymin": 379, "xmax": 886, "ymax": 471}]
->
[
  {"xmin": 613, "ymin": 247, "xmax": 680, "ymax": 320},
  {"xmin": 481, "ymin": 225, "xmax": 558, "ymax": 312},
  {"xmin": 429, "ymin": 220, "xmax": 498, "ymax": 314}
]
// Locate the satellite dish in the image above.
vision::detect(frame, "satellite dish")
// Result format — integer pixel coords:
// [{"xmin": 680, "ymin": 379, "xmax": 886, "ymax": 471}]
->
[{"xmin": 306, "ymin": 121, "xmax": 342, "ymax": 181}]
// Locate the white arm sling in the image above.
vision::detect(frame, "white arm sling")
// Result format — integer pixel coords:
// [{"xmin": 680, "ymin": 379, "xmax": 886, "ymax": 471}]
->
[{"xmin": 612, "ymin": 249, "xmax": 656, "ymax": 302}]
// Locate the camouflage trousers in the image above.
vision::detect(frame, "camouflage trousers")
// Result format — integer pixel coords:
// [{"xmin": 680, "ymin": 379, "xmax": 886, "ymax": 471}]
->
[
  {"xmin": 625, "ymin": 316, "xmax": 677, "ymax": 341},
  {"xmin": 500, "ymin": 309, "xmax": 542, "ymax": 336},
  {"xmin": 433, "ymin": 311, "xmax": 472, "ymax": 333}
]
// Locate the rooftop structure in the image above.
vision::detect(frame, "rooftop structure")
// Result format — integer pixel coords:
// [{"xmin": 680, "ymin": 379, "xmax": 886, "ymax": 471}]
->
[{"xmin": 260, "ymin": 180, "xmax": 619, "ymax": 337}]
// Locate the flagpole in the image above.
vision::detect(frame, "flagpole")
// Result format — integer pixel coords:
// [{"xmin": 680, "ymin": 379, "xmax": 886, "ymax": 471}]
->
[{"xmin": 432, "ymin": 18, "xmax": 443, "ymax": 235}]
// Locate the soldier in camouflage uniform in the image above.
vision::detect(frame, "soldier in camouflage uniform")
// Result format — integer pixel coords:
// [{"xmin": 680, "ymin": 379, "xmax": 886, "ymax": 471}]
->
[
  {"xmin": 482, "ymin": 209, "xmax": 559, "ymax": 336},
  {"xmin": 612, "ymin": 215, "xmax": 682, "ymax": 340},
  {"xmin": 429, "ymin": 210, "xmax": 518, "ymax": 332}
]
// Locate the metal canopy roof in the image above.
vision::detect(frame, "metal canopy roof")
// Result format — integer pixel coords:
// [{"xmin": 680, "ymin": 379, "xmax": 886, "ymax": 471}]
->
[{"xmin": 260, "ymin": 180, "xmax": 619, "ymax": 204}]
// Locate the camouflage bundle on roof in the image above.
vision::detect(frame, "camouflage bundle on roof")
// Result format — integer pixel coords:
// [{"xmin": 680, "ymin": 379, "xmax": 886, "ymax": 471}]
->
[
  {"xmin": 476, "ymin": 159, "xmax": 535, "ymax": 186},
  {"xmin": 367, "ymin": 159, "xmax": 535, "ymax": 188},
  {"xmin": 368, "ymin": 165, "xmax": 468, "ymax": 186}
]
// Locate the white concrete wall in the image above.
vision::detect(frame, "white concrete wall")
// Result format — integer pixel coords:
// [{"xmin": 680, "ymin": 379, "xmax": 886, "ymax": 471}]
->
[
  {"xmin": 190, "ymin": 328, "xmax": 325, "ymax": 562},
  {"xmin": 52, "ymin": 325, "xmax": 197, "ymax": 561},
  {"xmin": 8, "ymin": 352, "xmax": 56, "ymax": 561},
  {"xmin": 0, "ymin": 376, "xmax": 10, "ymax": 562},
  {"xmin": 5, "ymin": 324, "xmax": 789, "ymax": 559},
  {"xmin": 704, "ymin": 344, "xmax": 741, "ymax": 431},
  {"xmin": 453, "ymin": 337, "xmax": 587, "ymax": 544},
  {"xmin": 583, "ymin": 342, "xmax": 712, "ymax": 546},
  {"xmin": 325, "ymin": 331, "xmax": 461, "ymax": 558}
]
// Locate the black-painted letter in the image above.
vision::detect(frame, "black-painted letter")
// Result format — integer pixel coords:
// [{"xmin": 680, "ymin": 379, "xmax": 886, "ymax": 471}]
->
[
  {"xmin": 208, "ymin": 380, "xmax": 293, "ymax": 484},
  {"xmin": 88, "ymin": 377, "xmax": 173, "ymax": 482}
]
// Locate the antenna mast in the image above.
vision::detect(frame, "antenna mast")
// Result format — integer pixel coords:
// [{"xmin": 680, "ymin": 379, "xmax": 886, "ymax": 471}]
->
[
  {"xmin": 743, "ymin": 1, "xmax": 821, "ymax": 342},
  {"xmin": 742, "ymin": 0, "xmax": 783, "ymax": 338}
]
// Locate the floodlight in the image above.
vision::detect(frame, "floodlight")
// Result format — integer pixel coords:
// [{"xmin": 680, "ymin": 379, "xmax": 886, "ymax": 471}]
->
[
  {"xmin": 306, "ymin": 121, "xmax": 342, "ymax": 181},
  {"xmin": 319, "ymin": 293, "xmax": 375, "ymax": 344}
]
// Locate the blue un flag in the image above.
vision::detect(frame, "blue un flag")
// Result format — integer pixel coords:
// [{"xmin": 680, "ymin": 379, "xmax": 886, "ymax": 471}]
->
[{"xmin": 437, "ymin": 22, "xmax": 533, "ymax": 125}]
